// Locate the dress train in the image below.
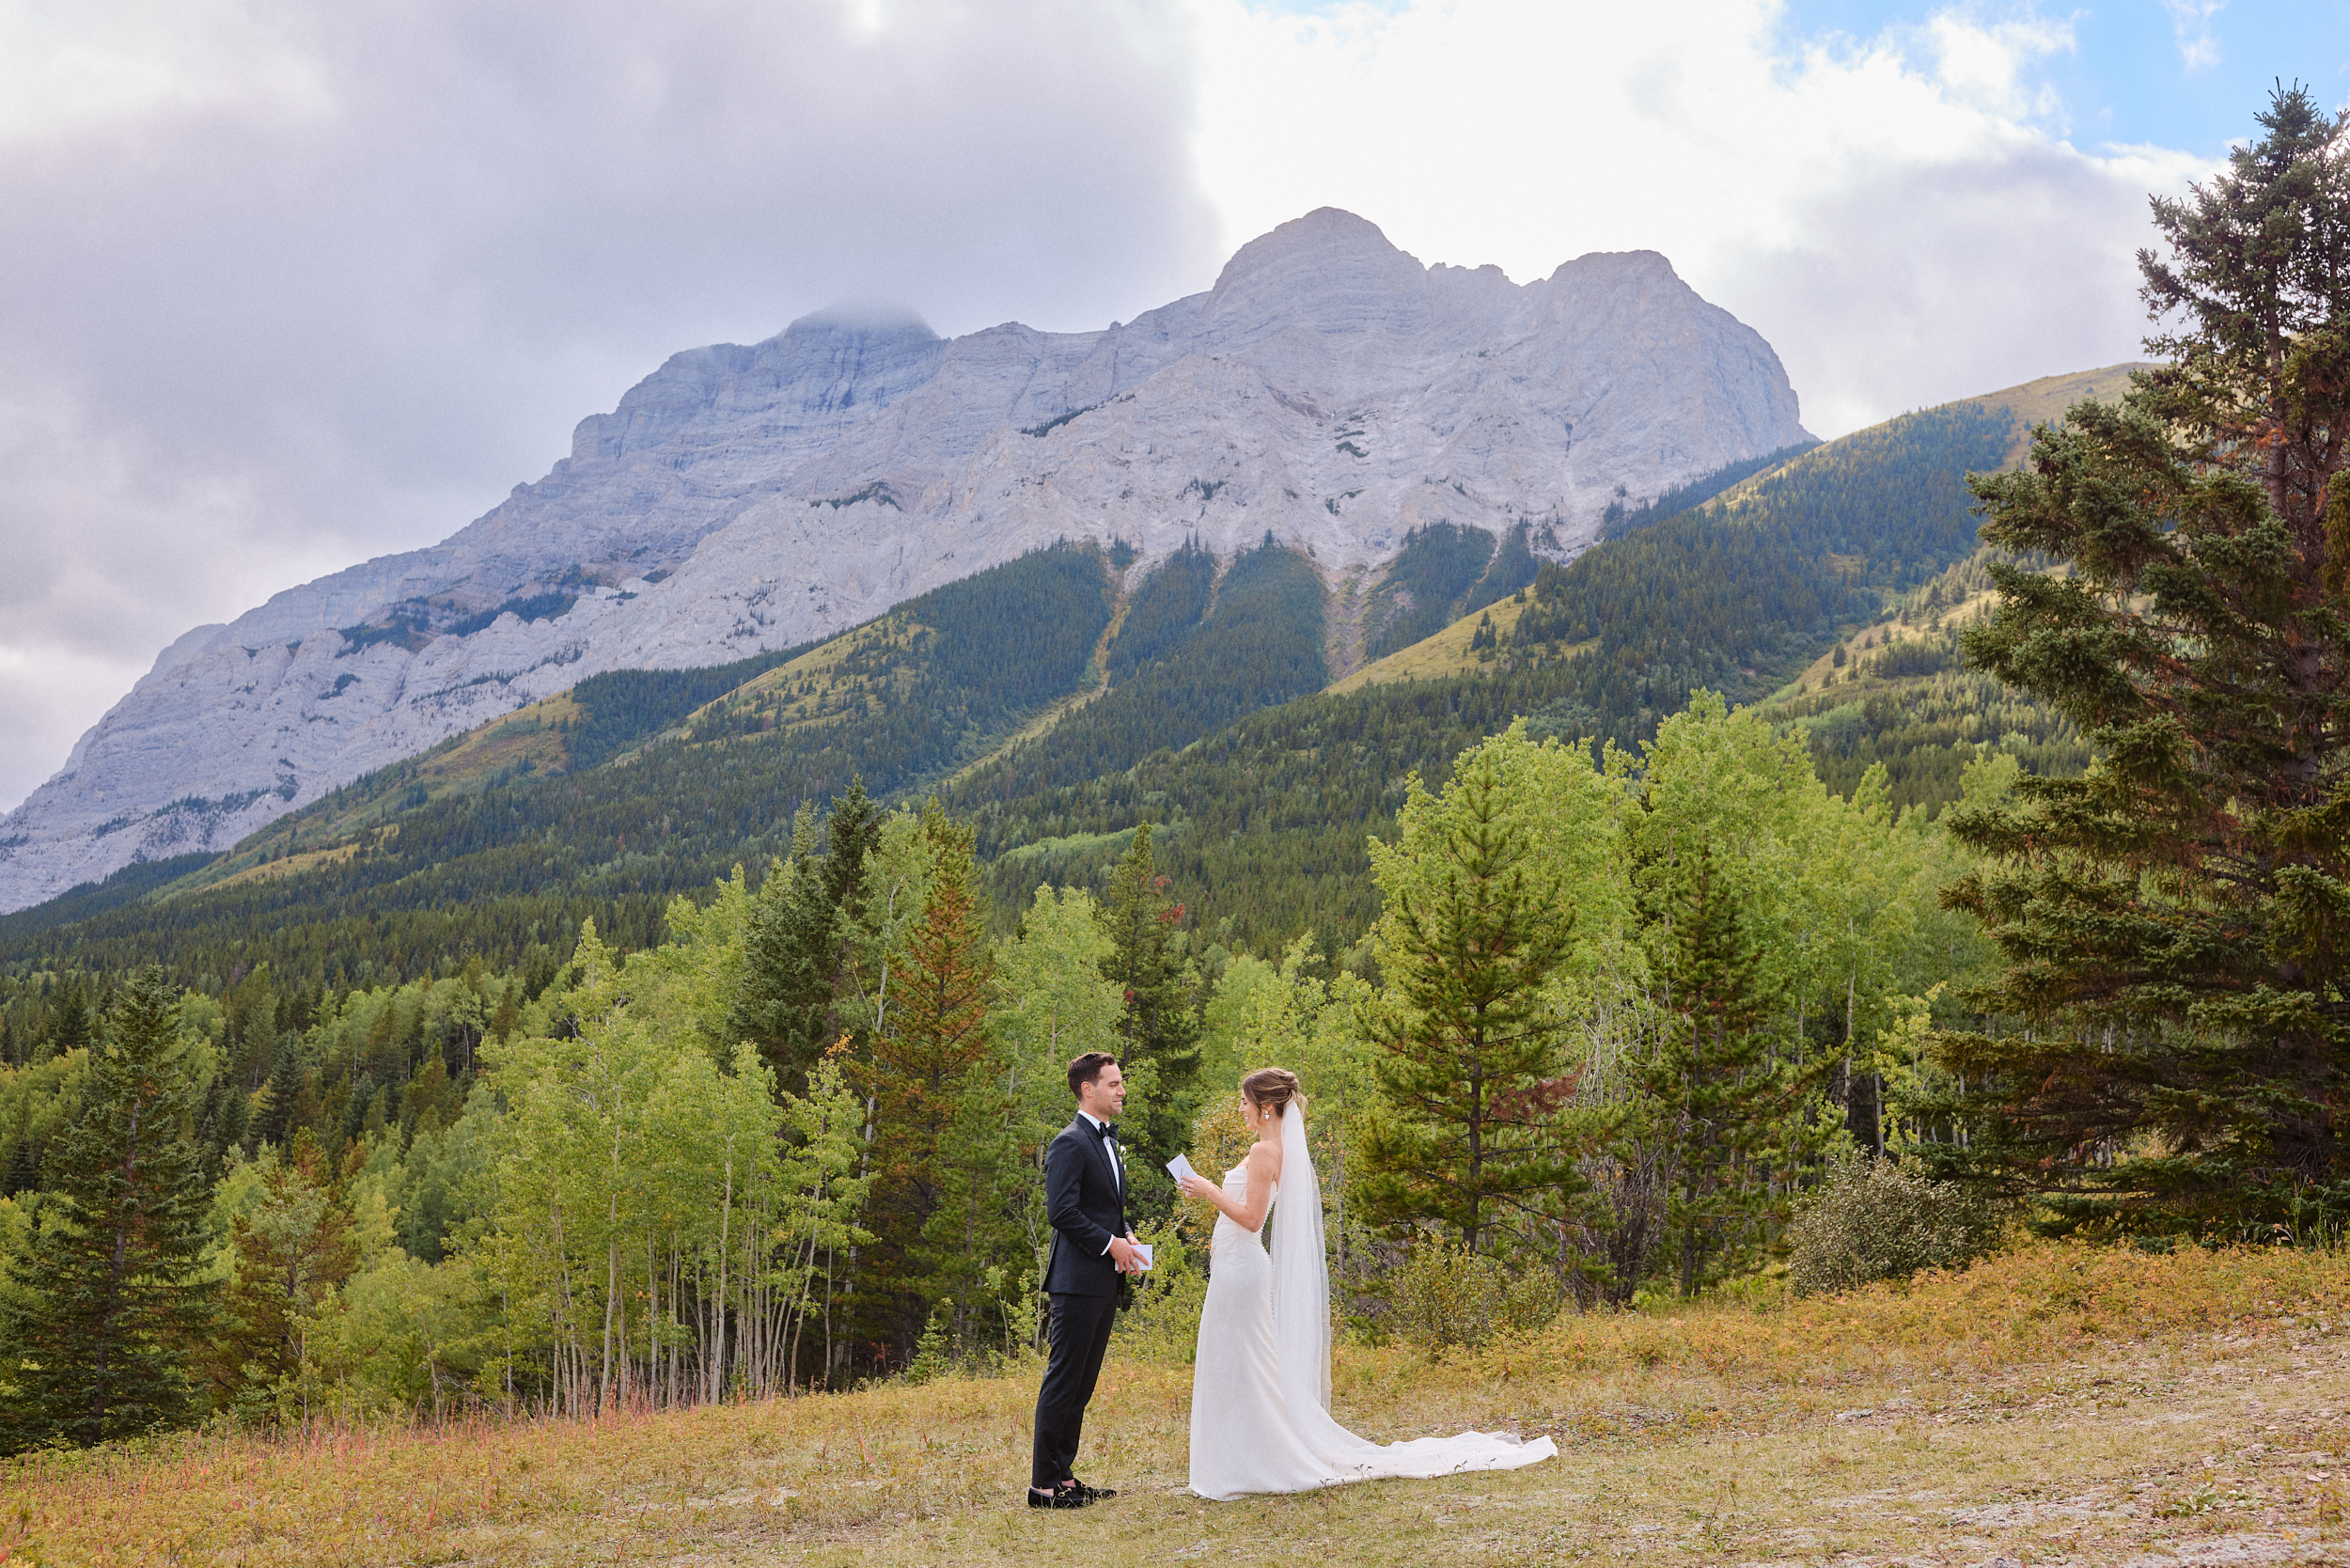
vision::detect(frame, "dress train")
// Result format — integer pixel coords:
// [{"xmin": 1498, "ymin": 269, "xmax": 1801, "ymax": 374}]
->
[{"xmin": 1186, "ymin": 1123, "xmax": 1556, "ymax": 1501}]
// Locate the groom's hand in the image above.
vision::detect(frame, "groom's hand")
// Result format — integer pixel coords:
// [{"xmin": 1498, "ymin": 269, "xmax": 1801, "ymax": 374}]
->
[{"xmin": 1108, "ymin": 1233, "xmax": 1143, "ymax": 1273}]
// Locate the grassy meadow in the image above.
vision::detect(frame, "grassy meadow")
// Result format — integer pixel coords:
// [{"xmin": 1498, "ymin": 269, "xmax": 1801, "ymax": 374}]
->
[{"xmin": 10, "ymin": 1241, "xmax": 2350, "ymax": 1566}]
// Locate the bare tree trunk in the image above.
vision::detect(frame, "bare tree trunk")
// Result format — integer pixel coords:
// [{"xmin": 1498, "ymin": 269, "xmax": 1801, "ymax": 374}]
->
[
  {"xmin": 602, "ymin": 1213, "xmax": 619, "ymax": 1415},
  {"xmin": 713, "ymin": 1137, "xmax": 734, "ymax": 1404},
  {"xmin": 822, "ymin": 1244, "xmax": 836, "ymax": 1391}
]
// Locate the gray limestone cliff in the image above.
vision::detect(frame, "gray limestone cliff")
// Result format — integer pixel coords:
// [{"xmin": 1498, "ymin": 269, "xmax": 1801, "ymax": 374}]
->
[{"xmin": 0, "ymin": 209, "xmax": 1808, "ymax": 912}]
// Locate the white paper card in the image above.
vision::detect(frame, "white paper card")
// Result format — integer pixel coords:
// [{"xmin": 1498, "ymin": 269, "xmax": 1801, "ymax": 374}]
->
[
  {"xmin": 1166, "ymin": 1152, "xmax": 1198, "ymax": 1184},
  {"xmin": 1131, "ymin": 1242, "xmax": 1153, "ymax": 1272}
]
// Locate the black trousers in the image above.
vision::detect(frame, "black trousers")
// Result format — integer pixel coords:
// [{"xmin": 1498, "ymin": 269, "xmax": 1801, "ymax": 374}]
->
[{"xmin": 1030, "ymin": 1291, "xmax": 1119, "ymax": 1490}]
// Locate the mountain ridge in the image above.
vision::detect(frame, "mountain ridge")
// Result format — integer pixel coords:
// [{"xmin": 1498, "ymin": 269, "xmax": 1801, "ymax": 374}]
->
[
  {"xmin": 0, "ymin": 208, "xmax": 1809, "ymax": 913},
  {"xmin": 0, "ymin": 363, "xmax": 2127, "ymax": 980}
]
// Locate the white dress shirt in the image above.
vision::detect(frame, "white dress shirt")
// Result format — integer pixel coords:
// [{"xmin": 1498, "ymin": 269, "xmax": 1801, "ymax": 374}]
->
[{"xmin": 1078, "ymin": 1109, "xmax": 1122, "ymax": 1252}]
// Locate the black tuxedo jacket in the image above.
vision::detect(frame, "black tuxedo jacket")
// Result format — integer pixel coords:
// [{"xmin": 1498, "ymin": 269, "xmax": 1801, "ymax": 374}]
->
[{"xmin": 1042, "ymin": 1113, "xmax": 1129, "ymax": 1297}]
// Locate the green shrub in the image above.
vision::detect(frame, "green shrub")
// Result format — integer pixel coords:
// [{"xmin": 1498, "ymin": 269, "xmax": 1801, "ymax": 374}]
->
[
  {"xmin": 1789, "ymin": 1155, "xmax": 2007, "ymax": 1295},
  {"xmin": 1381, "ymin": 1235, "xmax": 1558, "ymax": 1355},
  {"xmin": 1110, "ymin": 1220, "xmax": 1210, "ymax": 1364},
  {"xmin": 904, "ymin": 1307, "xmax": 952, "ymax": 1384}
]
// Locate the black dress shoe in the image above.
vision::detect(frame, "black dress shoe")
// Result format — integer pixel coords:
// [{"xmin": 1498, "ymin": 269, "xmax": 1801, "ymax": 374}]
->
[
  {"xmin": 1069, "ymin": 1478, "xmax": 1118, "ymax": 1500},
  {"xmin": 1026, "ymin": 1485, "xmax": 1089, "ymax": 1509}
]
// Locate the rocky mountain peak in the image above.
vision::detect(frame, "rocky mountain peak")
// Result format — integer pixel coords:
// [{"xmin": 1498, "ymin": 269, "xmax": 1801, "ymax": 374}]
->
[
  {"xmin": 1209, "ymin": 208, "xmax": 1415, "ymax": 290},
  {"xmin": 0, "ymin": 211, "xmax": 1810, "ymax": 913},
  {"xmin": 1204, "ymin": 207, "xmax": 1434, "ymax": 335},
  {"xmin": 1537, "ymin": 248, "xmax": 1693, "ymax": 313},
  {"xmin": 1548, "ymin": 247, "xmax": 1678, "ymax": 282},
  {"xmin": 572, "ymin": 305, "xmax": 948, "ymax": 467}
]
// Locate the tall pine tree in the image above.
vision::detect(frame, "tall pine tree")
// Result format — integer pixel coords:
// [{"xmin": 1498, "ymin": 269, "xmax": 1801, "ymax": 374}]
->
[
  {"xmin": 44, "ymin": 984, "xmax": 92, "ymax": 1060},
  {"xmin": 208, "ymin": 1132, "xmax": 360, "ymax": 1419},
  {"xmin": 1637, "ymin": 846, "xmax": 1813, "ymax": 1295},
  {"xmin": 861, "ymin": 807, "xmax": 1010, "ymax": 1356},
  {"xmin": 3, "ymin": 968, "xmax": 213, "ymax": 1451},
  {"xmin": 3, "ymin": 1093, "xmax": 40, "ymax": 1200},
  {"xmin": 1096, "ymin": 823, "xmax": 1202, "ymax": 1165},
  {"xmin": 1941, "ymin": 86, "xmax": 2350, "ymax": 1229},
  {"xmin": 729, "ymin": 782, "xmax": 883, "ymax": 1096},
  {"xmin": 1358, "ymin": 745, "xmax": 1588, "ymax": 1254}
]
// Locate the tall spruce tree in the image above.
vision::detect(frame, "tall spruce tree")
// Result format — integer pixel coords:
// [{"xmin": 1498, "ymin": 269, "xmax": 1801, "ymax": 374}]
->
[
  {"xmin": 817, "ymin": 780, "xmax": 883, "ymax": 916},
  {"xmin": 905, "ymin": 813, "xmax": 1024, "ymax": 1354},
  {"xmin": 1637, "ymin": 846, "xmax": 1813, "ymax": 1295},
  {"xmin": 3, "ymin": 1102, "xmax": 39, "ymax": 1200},
  {"xmin": 1940, "ymin": 86, "xmax": 2350, "ymax": 1229},
  {"xmin": 861, "ymin": 807, "xmax": 1006, "ymax": 1354},
  {"xmin": 1358, "ymin": 745, "xmax": 1586, "ymax": 1254},
  {"xmin": 731, "ymin": 847, "xmax": 839, "ymax": 1090},
  {"xmin": 3, "ymin": 968, "xmax": 213, "ymax": 1451},
  {"xmin": 208, "ymin": 1132, "xmax": 359, "ymax": 1419},
  {"xmin": 1096, "ymin": 823, "xmax": 1202, "ymax": 1162},
  {"xmin": 729, "ymin": 782, "xmax": 882, "ymax": 1095},
  {"xmin": 44, "ymin": 984, "xmax": 92, "ymax": 1060}
]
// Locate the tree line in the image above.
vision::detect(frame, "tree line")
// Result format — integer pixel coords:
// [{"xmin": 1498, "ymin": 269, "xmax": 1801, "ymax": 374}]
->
[
  {"xmin": 0, "ymin": 698, "xmax": 1996, "ymax": 1450},
  {"xmin": 4, "ymin": 83, "xmax": 2341, "ymax": 1455},
  {"xmin": 1360, "ymin": 520, "xmax": 1538, "ymax": 660},
  {"xmin": 0, "ymin": 381, "xmax": 2044, "ymax": 996},
  {"xmin": 0, "ymin": 374, "xmax": 2050, "ymax": 997}
]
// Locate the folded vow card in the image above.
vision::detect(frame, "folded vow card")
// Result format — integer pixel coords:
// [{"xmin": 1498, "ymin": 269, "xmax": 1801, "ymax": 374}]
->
[{"xmin": 1166, "ymin": 1152, "xmax": 1198, "ymax": 1183}]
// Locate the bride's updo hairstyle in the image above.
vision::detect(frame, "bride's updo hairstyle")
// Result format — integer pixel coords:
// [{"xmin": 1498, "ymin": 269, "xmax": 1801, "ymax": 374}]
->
[{"xmin": 1240, "ymin": 1067, "xmax": 1303, "ymax": 1119}]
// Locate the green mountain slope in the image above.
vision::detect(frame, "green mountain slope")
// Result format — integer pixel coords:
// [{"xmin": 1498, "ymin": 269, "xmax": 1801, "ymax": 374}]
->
[
  {"xmin": 964, "ymin": 656, "xmax": 1613, "ymax": 958},
  {"xmin": 958, "ymin": 388, "xmax": 2108, "ymax": 949},
  {"xmin": 953, "ymin": 536, "xmax": 1327, "ymax": 799},
  {"xmin": 1497, "ymin": 401, "xmax": 2017, "ymax": 748},
  {"xmin": 1359, "ymin": 521, "xmax": 1540, "ymax": 660},
  {"xmin": 0, "ymin": 544, "xmax": 1117, "ymax": 986},
  {"xmin": 1769, "ymin": 550, "xmax": 2088, "ymax": 817},
  {"xmin": 1595, "ymin": 441, "xmax": 1821, "ymax": 540},
  {"xmin": 0, "ymin": 368, "xmax": 2132, "ymax": 984}
]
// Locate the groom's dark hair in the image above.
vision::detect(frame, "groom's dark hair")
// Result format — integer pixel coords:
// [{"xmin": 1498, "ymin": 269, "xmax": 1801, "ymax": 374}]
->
[{"xmin": 1067, "ymin": 1051, "xmax": 1119, "ymax": 1097}]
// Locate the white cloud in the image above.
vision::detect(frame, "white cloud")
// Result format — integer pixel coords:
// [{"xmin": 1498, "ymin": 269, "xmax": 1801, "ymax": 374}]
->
[
  {"xmin": 0, "ymin": 0, "xmax": 1219, "ymax": 812},
  {"xmin": 1922, "ymin": 8, "xmax": 2076, "ymax": 123},
  {"xmin": 0, "ymin": 0, "xmax": 333, "ymax": 143},
  {"xmin": 1183, "ymin": 0, "xmax": 2211, "ymax": 434},
  {"xmin": 0, "ymin": 0, "xmax": 2226, "ymax": 818},
  {"xmin": 2160, "ymin": 0, "xmax": 2227, "ymax": 73}
]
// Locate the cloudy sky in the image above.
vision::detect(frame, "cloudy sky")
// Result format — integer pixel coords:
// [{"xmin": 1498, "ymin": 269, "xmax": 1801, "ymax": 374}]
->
[{"xmin": 1, "ymin": 0, "xmax": 2342, "ymax": 813}]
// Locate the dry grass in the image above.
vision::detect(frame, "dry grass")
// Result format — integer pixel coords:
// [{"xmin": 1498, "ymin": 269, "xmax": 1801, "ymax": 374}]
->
[
  {"xmin": 1954, "ymin": 362, "xmax": 2155, "ymax": 466},
  {"xmin": 683, "ymin": 613, "xmax": 932, "ymax": 738},
  {"xmin": 1779, "ymin": 599, "xmax": 1996, "ymax": 698},
  {"xmin": 1326, "ymin": 595, "xmax": 1554, "ymax": 697},
  {"xmin": 1711, "ymin": 361, "xmax": 2155, "ymax": 521},
  {"xmin": 397, "ymin": 693, "xmax": 581, "ymax": 787},
  {"xmin": 12, "ymin": 1242, "xmax": 2350, "ymax": 1566},
  {"xmin": 196, "ymin": 838, "xmax": 371, "ymax": 894}
]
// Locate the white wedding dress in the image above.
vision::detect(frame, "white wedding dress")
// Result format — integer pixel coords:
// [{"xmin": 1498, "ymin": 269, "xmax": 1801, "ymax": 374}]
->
[{"xmin": 1187, "ymin": 1107, "xmax": 1558, "ymax": 1500}]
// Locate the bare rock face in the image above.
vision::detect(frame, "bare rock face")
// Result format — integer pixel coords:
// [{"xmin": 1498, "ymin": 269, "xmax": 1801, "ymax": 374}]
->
[{"xmin": 0, "ymin": 209, "xmax": 1808, "ymax": 912}]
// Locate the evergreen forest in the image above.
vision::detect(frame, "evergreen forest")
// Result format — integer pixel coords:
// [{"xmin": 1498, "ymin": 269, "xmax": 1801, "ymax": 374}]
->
[
  {"xmin": 5, "ymin": 86, "xmax": 2346, "ymax": 1472},
  {"xmin": 0, "ymin": 392, "xmax": 2050, "ymax": 992}
]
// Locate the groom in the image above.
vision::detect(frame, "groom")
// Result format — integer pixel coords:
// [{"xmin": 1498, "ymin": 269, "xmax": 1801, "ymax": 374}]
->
[{"xmin": 1028, "ymin": 1050, "xmax": 1144, "ymax": 1510}]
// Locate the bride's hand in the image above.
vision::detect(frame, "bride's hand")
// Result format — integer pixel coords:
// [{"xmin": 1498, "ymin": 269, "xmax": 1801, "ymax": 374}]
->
[{"xmin": 1176, "ymin": 1171, "xmax": 1217, "ymax": 1203}]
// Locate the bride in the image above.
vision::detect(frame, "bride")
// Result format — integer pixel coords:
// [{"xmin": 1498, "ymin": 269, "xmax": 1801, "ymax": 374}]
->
[{"xmin": 1174, "ymin": 1067, "xmax": 1558, "ymax": 1501}]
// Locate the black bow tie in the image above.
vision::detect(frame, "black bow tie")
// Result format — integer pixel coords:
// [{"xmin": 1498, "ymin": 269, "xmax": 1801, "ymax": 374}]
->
[{"xmin": 1094, "ymin": 1121, "xmax": 1119, "ymax": 1142}]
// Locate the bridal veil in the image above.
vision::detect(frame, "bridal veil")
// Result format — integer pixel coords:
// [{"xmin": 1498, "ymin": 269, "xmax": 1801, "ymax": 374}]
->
[
  {"xmin": 1269, "ymin": 1098, "xmax": 1331, "ymax": 1418},
  {"xmin": 1186, "ymin": 1085, "xmax": 1558, "ymax": 1499}
]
